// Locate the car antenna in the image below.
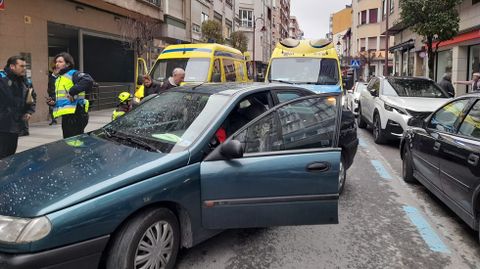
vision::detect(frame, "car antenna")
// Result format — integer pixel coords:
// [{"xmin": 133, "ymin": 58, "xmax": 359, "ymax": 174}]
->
[{"xmin": 192, "ymin": 82, "xmax": 206, "ymax": 90}]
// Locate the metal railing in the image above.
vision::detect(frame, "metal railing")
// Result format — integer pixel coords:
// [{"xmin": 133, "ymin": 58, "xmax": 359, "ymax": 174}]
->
[{"xmin": 89, "ymin": 83, "xmax": 133, "ymax": 111}]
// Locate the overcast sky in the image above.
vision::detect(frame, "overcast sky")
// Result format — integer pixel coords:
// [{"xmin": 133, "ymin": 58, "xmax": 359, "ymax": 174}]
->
[{"xmin": 290, "ymin": 0, "xmax": 352, "ymax": 39}]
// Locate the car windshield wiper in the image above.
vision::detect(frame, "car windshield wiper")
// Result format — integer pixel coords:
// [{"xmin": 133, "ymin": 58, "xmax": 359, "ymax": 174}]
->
[
  {"xmin": 270, "ymin": 79, "xmax": 295, "ymax": 84},
  {"xmin": 102, "ymin": 128, "xmax": 162, "ymax": 153}
]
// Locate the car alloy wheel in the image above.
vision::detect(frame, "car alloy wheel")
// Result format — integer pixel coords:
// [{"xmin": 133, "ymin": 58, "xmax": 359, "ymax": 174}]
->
[
  {"xmin": 373, "ymin": 116, "xmax": 386, "ymax": 144},
  {"xmin": 135, "ymin": 221, "xmax": 174, "ymax": 269}
]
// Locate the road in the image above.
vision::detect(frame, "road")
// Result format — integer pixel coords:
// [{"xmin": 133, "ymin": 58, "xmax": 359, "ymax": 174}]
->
[{"xmin": 176, "ymin": 128, "xmax": 480, "ymax": 269}]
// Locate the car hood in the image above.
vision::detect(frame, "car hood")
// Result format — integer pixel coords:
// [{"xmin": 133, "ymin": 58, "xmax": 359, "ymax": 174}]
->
[
  {"xmin": 296, "ymin": 84, "xmax": 342, "ymax": 94},
  {"xmin": 382, "ymin": 96, "xmax": 450, "ymax": 112},
  {"xmin": 0, "ymin": 134, "xmax": 189, "ymax": 217}
]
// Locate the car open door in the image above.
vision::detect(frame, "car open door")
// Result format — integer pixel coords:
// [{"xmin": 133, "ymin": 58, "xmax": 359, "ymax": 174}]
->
[{"xmin": 200, "ymin": 95, "xmax": 341, "ymax": 229}]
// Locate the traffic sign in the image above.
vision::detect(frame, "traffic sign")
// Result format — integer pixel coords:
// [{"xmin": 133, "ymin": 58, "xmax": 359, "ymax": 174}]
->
[{"xmin": 350, "ymin": 60, "xmax": 361, "ymax": 69}]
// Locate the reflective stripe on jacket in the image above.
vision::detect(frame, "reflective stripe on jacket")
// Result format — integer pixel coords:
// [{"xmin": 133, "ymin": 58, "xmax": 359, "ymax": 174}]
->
[{"xmin": 53, "ymin": 70, "xmax": 89, "ymax": 118}]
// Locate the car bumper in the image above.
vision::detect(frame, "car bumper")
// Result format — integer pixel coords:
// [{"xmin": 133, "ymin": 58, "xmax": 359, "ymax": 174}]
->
[
  {"xmin": 342, "ymin": 137, "xmax": 358, "ymax": 170},
  {"xmin": 383, "ymin": 112, "xmax": 410, "ymax": 139},
  {"xmin": 0, "ymin": 235, "xmax": 109, "ymax": 269}
]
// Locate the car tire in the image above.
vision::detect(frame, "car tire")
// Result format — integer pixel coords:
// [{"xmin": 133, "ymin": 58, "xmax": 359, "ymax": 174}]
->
[
  {"xmin": 339, "ymin": 155, "xmax": 347, "ymax": 194},
  {"xmin": 373, "ymin": 114, "xmax": 387, "ymax": 144},
  {"xmin": 402, "ymin": 145, "xmax": 417, "ymax": 183},
  {"xmin": 357, "ymin": 105, "xmax": 367, "ymax": 129},
  {"xmin": 106, "ymin": 208, "xmax": 180, "ymax": 269}
]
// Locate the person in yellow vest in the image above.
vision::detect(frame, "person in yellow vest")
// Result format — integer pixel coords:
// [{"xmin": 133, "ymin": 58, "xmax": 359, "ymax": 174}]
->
[
  {"xmin": 112, "ymin": 91, "xmax": 133, "ymax": 120},
  {"xmin": 46, "ymin": 52, "xmax": 93, "ymax": 138}
]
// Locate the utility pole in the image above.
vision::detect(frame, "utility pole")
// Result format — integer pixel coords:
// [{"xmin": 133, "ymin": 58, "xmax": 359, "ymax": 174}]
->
[{"xmin": 384, "ymin": 0, "xmax": 390, "ymax": 76}]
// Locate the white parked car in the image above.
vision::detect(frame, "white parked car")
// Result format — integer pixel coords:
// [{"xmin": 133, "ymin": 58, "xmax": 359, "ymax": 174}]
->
[
  {"xmin": 345, "ymin": 82, "xmax": 367, "ymax": 116},
  {"xmin": 357, "ymin": 76, "xmax": 451, "ymax": 144}
]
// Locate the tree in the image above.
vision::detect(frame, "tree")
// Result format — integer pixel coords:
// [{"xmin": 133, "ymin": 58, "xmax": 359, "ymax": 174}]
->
[
  {"xmin": 229, "ymin": 31, "xmax": 248, "ymax": 52},
  {"xmin": 117, "ymin": 16, "xmax": 161, "ymax": 68},
  {"xmin": 400, "ymin": 0, "xmax": 462, "ymax": 79},
  {"xmin": 201, "ymin": 20, "xmax": 224, "ymax": 44}
]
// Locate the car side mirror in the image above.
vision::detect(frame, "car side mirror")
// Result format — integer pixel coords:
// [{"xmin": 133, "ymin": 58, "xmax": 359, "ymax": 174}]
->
[
  {"xmin": 369, "ymin": 89, "xmax": 378, "ymax": 97},
  {"xmin": 220, "ymin": 140, "xmax": 243, "ymax": 159},
  {"xmin": 347, "ymin": 89, "xmax": 353, "ymax": 94}
]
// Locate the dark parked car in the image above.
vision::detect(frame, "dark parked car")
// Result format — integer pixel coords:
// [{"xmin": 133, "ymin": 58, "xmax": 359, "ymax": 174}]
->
[
  {"xmin": 401, "ymin": 93, "xmax": 480, "ymax": 237},
  {"xmin": 0, "ymin": 83, "xmax": 355, "ymax": 269}
]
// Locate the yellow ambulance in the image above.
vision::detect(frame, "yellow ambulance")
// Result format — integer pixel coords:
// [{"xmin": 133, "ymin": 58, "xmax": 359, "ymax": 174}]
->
[
  {"xmin": 265, "ymin": 38, "xmax": 343, "ymax": 94},
  {"xmin": 135, "ymin": 43, "xmax": 252, "ymax": 101}
]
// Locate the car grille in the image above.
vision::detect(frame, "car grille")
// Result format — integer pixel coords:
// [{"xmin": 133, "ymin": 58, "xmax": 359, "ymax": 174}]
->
[{"xmin": 406, "ymin": 110, "xmax": 432, "ymax": 119}]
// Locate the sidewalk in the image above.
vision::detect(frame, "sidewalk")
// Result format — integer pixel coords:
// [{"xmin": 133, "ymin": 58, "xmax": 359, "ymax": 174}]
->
[{"xmin": 17, "ymin": 109, "xmax": 112, "ymax": 152}]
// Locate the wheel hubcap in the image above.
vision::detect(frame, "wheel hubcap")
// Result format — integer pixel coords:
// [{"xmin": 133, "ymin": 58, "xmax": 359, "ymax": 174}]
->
[
  {"xmin": 374, "ymin": 118, "xmax": 379, "ymax": 139},
  {"xmin": 135, "ymin": 221, "xmax": 174, "ymax": 269}
]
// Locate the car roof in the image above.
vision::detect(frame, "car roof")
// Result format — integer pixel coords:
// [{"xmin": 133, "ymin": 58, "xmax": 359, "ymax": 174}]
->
[
  {"xmin": 375, "ymin": 76, "xmax": 435, "ymax": 82},
  {"xmin": 169, "ymin": 82, "xmax": 341, "ymax": 96}
]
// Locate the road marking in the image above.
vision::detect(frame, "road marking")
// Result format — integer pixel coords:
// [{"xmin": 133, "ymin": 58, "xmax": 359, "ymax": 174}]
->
[
  {"xmin": 403, "ymin": 206, "xmax": 450, "ymax": 254},
  {"xmin": 358, "ymin": 137, "xmax": 368, "ymax": 148},
  {"xmin": 370, "ymin": 160, "xmax": 393, "ymax": 180}
]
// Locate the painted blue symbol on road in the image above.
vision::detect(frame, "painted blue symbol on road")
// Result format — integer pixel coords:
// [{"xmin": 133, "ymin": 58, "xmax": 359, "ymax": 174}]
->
[{"xmin": 371, "ymin": 160, "xmax": 392, "ymax": 180}]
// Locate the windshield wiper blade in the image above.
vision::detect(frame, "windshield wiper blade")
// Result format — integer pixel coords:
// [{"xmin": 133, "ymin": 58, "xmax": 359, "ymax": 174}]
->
[
  {"xmin": 270, "ymin": 79, "xmax": 295, "ymax": 84},
  {"xmin": 102, "ymin": 129, "xmax": 161, "ymax": 153}
]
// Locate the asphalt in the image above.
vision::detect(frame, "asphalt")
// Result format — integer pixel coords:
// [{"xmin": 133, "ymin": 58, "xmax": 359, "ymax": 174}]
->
[{"xmin": 17, "ymin": 109, "xmax": 112, "ymax": 152}]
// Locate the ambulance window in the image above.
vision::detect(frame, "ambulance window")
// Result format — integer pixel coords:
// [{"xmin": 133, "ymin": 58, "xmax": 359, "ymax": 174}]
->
[
  {"xmin": 318, "ymin": 59, "xmax": 339, "ymax": 85},
  {"xmin": 223, "ymin": 59, "xmax": 237, "ymax": 82},
  {"xmin": 212, "ymin": 59, "xmax": 221, "ymax": 82}
]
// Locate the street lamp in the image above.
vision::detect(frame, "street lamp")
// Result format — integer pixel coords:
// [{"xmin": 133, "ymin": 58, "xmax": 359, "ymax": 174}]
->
[{"xmin": 252, "ymin": 16, "xmax": 266, "ymax": 81}]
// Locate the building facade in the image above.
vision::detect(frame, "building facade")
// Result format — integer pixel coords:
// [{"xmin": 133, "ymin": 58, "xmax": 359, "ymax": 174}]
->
[
  {"xmin": 272, "ymin": 0, "xmax": 290, "ymax": 48},
  {"xmin": 330, "ymin": 5, "xmax": 353, "ymax": 68},
  {"xmin": 0, "ymin": 0, "xmax": 165, "ymax": 121},
  {"xmin": 288, "ymin": 16, "xmax": 303, "ymax": 40},
  {"xmin": 352, "ymin": 0, "xmax": 393, "ymax": 79},
  {"xmin": 191, "ymin": 0, "xmax": 236, "ymax": 43},
  {"xmin": 384, "ymin": 0, "xmax": 480, "ymax": 96}
]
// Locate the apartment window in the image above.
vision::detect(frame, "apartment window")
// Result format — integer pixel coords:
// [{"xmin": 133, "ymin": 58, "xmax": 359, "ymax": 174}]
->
[
  {"xmin": 201, "ymin": 12, "xmax": 209, "ymax": 23},
  {"xmin": 361, "ymin": 10, "xmax": 367, "ymax": 25},
  {"xmin": 226, "ymin": 0, "xmax": 233, "ymax": 8},
  {"xmin": 192, "ymin": 23, "xmax": 201, "ymax": 33},
  {"xmin": 139, "ymin": 0, "xmax": 161, "ymax": 7},
  {"xmin": 214, "ymin": 11, "xmax": 222, "ymax": 24},
  {"xmin": 240, "ymin": 9, "xmax": 253, "ymax": 28},
  {"xmin": 369, "ymin": 8, "xmax": 378, "ymax": 23},
  {"xmin": 390, "ymin": 0, "xmax": 394, "ymax": 13},
  {"xmin": 225, "ymin": 19, "xmax": 233, "ymax": 37}
]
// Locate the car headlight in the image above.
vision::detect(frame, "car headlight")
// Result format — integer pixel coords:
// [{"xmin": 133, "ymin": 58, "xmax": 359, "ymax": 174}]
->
[
  {"xmin": 384, "ymin": 103, "xmax": 407, "ymax": 115},
  {"xmin": 0, "ymin": 216, "xmax": 51, "ymax": 243}
]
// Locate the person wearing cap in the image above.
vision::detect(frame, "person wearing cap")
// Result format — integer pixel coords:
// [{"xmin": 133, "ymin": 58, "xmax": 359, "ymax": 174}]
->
[
  {"xmin": 112, "ymin": 91, "xmax": 133, "ymax": 120},
  {"xmin": 455, "ymin": 72, "xmax": 480, "ymax": 93}
]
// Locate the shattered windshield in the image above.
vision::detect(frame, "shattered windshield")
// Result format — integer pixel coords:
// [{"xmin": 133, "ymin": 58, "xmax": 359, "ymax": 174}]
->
[{"xmin": 97, "ymin": 91, "xmax": 229, "ymax": 153}]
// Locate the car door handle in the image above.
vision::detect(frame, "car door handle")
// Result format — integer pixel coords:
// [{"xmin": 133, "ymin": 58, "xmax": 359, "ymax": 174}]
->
[
  {"xmin": 433, "ymin": 142, "xmax": 441, "ymax": 151},
  {"xmin": 468, "ymin": 154, "xmax": 479, "ymax": 166},
  {"xmin": 306, "ymin": 162, "xmax": 330, "ymax": 172}
]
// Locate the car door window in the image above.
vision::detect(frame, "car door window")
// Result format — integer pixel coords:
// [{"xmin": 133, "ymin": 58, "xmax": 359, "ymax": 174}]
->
[
  {"xmin": 234, "ymin": 96, "xmax": 338, "ymax": 153},
  {"xmin": 459, "ymin": 100, "xmax": 480, "ymax": 139},
  {"xmin": 276, "ymin": 92, "xmax": 303, "ymax": 103},
  {"xmin": 428, "ymin": 99, "xmax": 469, "ymax": 133},
  {"xmin": 222, "ymin": 59, "xmax": 237, "ymax": 82},
  {"xmin": 212, "ymin": 59, "xmax": 221, "ymax": 82}
]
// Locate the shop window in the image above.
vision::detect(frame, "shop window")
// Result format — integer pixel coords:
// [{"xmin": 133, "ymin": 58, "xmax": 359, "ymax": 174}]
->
[
  {"xmin": 361, "ymin": 10, "xmax": 367, "ymax": 24},
  {"xmin": 469, "ymin": 45, "xmax": 480, "ymax": 76},
  {"xmin": 436, "ymin": 50, "xmax": 453, "ymax": 82}
]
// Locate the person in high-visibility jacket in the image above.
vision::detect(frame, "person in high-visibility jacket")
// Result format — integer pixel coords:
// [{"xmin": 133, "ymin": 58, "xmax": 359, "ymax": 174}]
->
[
  {"xmin": 112, "ymin": 91, "xmax": 133, "ymax": 120},
  {"xmin": 46, "ymin": 52, "xmax": 93, "ymax": 139}
]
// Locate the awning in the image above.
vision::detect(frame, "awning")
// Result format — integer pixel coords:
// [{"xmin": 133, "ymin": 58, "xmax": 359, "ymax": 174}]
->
[{"xmin": 389, "ymin": 39, "xmax": 414, "ymax": 52}]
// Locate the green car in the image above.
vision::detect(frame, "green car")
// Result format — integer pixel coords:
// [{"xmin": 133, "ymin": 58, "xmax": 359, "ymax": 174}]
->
[{"xmin": 0, "ymin": 83, "xmax": 351, "ymax": 269}]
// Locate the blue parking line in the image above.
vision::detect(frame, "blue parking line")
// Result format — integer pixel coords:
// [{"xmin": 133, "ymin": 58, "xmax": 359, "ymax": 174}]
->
[
  {"xmin": 403, "ymin": 206, "xmax": 450, "ymax": 254},
  {"xmin": 370, "ymin": 160, "xmax": 393, "ymax": 180},
  {"xmin": 358, "ymin": 137, "xmax": 367, "ymax": 148}
]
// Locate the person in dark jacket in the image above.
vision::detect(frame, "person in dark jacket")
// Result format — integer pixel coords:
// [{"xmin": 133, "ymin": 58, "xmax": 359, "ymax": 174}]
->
[
  {"xmin": 159, "ymin": 68, "xmax": 185, "ymax": 91},
  {"xmin": 438, "ymin": 73, "xmax": 455, "ymax": 97},
  {"xmin": 0, "ymin": 56, "xmax": 36, "ymax": 158},
  {"xmin": 143, "ymin": 75, "xmax": 162, "ymax": 97},
  {"xmin": 46, "ymin": 52, "xmax": 93, "ymax": 138}
]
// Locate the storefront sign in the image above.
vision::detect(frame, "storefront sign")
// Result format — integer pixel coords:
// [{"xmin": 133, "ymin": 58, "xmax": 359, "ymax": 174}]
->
[{"xmin": 0, "ymin": 0, "xmax": 5, "ymax": 11}]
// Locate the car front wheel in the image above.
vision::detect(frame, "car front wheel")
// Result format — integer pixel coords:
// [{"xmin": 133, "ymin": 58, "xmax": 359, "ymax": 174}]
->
[
  {"xmin": 373, "ymin": 115, "xmax": 387, "ymax": 144},
  {"xmin": 106, "ymin": 208, "xmax": 180, "ymax": 269},
  {"xmin": 357, "ymin": 105, "xmax": 367, "ymax": 129}
]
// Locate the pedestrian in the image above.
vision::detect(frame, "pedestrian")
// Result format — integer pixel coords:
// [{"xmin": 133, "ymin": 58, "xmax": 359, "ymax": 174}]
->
[
  {"xmin": 18, "ymin": 77, "xmax": 36, "ymax": 136},
  {"xmin": 454, "ymin": 72, "xmax": 480, "ymax": 93},
  {"xmin": 159, "ymin": 68, "xmax": 185, "ymax": 91},
  {"xmin": 112, "ymin": 91, "xmax": 133, "ymax": 120},
  {"xmin": 47, "ymin": 63, "xmax": 58, "ymax": 125},
  {"xmin": 438, "ymin": 73, "xmax": 455, "ymax": 97},
  {"xmin": 143, "ymin": 74, "xmax": 162, "ymax": 97},
  {"xmin": 47, "ymin": 52, "xmax": 93, "ymax": 139},
  {"xmin": 0, "ymin": 56, "xmax": 36, "ymax": 159}
]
